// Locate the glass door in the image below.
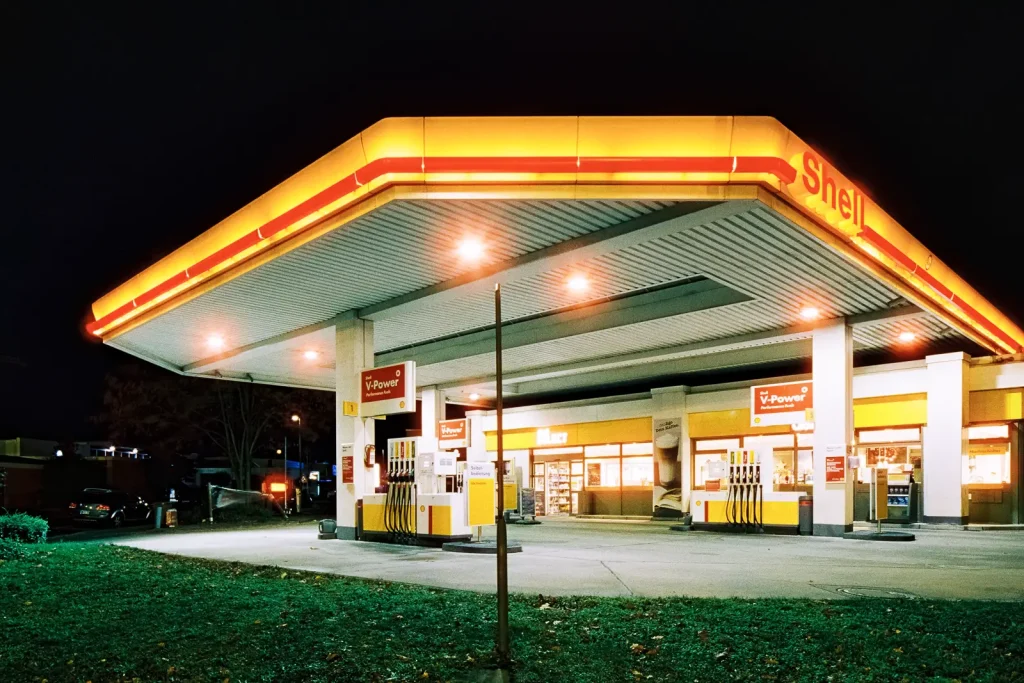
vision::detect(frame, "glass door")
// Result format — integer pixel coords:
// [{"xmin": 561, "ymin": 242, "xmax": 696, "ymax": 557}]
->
[
  {"xmin": 546, "ymin": 461, "xmax": 571, "ymax": 515},
  {"xmin": 570, "ymin": 460, "xmax": 584, "ymax": 514},
  {"xmin": 532, "ymin": 463, "xmax": 546, "ymax": 516}
]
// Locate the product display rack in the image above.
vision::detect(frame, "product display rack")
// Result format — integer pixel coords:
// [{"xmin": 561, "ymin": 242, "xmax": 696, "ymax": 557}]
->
[{"xmin": 546, "ymin": 462, "xmax": 572, "ymax": 515}]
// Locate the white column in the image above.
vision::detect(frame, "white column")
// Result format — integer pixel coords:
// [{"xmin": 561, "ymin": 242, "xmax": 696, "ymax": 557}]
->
[
  {"xmin": 812, "ymin": 318, "xmax": 854, "ymax": 536},
  {"xmin": 466, "ymin": 410, "xmax": 489, "ymax": 462},
  {"xmin": 650, "ymin": 386, "xmax": 688, "ymax": 517},
  {"xmin": 420, "ymin": 386, "xmax": 444, "ymax": 447},
  {"xmin": 923, "ymin": 352, "xmax": 970, "ymax": 524},
  {"xmin": 335, "ymin": 316, "xmax": 375, "ymax": 539}
]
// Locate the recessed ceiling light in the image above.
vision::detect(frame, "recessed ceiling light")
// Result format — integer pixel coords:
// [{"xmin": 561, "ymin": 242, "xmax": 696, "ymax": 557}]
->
[
  {"xmin": 567, "ymin": 275, "xmax": 589, "ymax": 292},
  {"xmin": 207, "ymin": 334, "xmax": 225, "ymax": 350},
  {"xmin": 800, "ymin": 306, "xmax": 820, "ymax": 321},
  {"xmin": 469, "ymin": 392, "xmax": 481, "ymax": 401},
  {"xmin": 457, "ymin": 238, "xmax": 484, "ymax": 261},
  {"xmin": 303, "ymin": 350, "xmax": 319, "ymax": 360},
  {"xmin": 898, "ymin": 331, "xmax": 916, "ymax": 343}
]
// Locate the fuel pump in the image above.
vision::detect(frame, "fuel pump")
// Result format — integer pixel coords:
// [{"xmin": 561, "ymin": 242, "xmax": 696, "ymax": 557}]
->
[
  {"xmin": 726, "ymin": 448, "xmax": 764, "ymax": 533},
  {"xmin": 383, "ymin": 438, "xmax": 416, "ymax": 543}
]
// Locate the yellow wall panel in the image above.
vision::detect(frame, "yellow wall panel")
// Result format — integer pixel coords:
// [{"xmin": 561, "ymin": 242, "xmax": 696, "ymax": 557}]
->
[
  {"xmin": 485, "ymin": 417, "xmax": 653, "ymax": 451},
  {"xmin": 688, "ymin": 409, "xmax": 791, "ymax": 438},
  {"xmin": 853, "ymin": 394, "xmax": 927, "ymax": 428},
  {"xmin": 970, "ymin": 389, "xmax": 1024, "ymax": 423}
]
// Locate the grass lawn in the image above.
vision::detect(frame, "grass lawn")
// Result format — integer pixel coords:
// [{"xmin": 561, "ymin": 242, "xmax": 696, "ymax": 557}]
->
[{"xmin": 1, "ymin": 543, "xmax": 1021, "ymax": 682}]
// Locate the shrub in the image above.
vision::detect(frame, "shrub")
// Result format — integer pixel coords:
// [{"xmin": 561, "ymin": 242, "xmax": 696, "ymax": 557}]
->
[
  {"xmin": 0, "ymin": 512, "xmax": 49, "ymax": 543},
  {"xmin": 0, "ymin": 537, "xmax": 32, "ymax": 560}
]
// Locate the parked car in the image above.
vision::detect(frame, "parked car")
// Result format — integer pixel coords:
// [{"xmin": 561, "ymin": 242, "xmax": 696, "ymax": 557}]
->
[{"xmin": 69, "ymin": 488, "xmax": 152, "ymax": 528}]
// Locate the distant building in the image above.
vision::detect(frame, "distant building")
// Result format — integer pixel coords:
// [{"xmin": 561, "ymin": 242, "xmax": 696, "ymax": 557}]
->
[{"xmin": 0, "ymin": 437, "xmax": 54, "ymax": 511}]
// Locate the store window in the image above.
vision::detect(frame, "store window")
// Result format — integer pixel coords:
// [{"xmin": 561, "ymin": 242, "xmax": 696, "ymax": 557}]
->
[
  {"xmin": 965, "ymin": 424, "xmax": 1011, "ymax": 484},
  {"xmin": 622, "ymin": 457, "xmax": 654, "ymax": 487},
  {"xmin": 531, "ymin": 441, "xmax": 654, "ymax": 516},
  {"xmin": 585, "ymin": 458, "xmax": 620, "ymax": 488},
  {"xmin": 856, "ymin": 427, "xmax": 922, "ymax": 483},
  {"xmin": 693, "ymin": 438, "xmax": 739, "ymax": 487},
  {"xmin": 693, "ymin": 434, "xmax": 808, "ymax": 490}
]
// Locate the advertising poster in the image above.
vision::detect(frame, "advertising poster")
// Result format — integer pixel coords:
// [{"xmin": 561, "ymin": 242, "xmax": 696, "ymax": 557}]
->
[
  {"xmin": 360, "ymin": 361, "xmax": 416, "ymax": 416},
  {"xmin": 467, "ymin": 462, "xmax": 495, "ymax": 527},
  {"xmin": 750, "ymin": 380, "xmax": 813, "ymax": 426},
  {"xmin": 652, "ymin": 417, "xmax": 682, "ymax": 518},
  {"xmin": 438, "ymin": 418, "xmax": 469, "ymax": 449}
]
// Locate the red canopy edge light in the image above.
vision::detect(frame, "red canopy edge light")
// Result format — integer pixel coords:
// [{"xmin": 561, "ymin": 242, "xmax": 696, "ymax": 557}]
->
[{"xmin": 84, "ymin": 154, "xmax": 1020, "ymax": 354}]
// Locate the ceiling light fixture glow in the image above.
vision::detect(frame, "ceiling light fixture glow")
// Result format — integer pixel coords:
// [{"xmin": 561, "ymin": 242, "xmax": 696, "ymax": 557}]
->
[
  {"xmin": 567, "ymin": 275, "xmax": 589, "ymax": 292},
  {"xmin": 469, "ymin": 392, "xmax": 481, "ymax": 401},
  {"xmin": 207, "ymin": 334, "xmax": 225, "ymax": 350},
  {"xmin": 898, "ymin": 331, "xmax": 916, "ymax": 343},
  {"xmin": 457, "ymin": 238, "xmax": 484, "ymax": 261},
  {"xmin": 303, "ymin": 350, "xmax": 319, "ymax": 360},
  {"xmin": 800, "ymin": 306, "xmax": 820, "ymax": 321}
]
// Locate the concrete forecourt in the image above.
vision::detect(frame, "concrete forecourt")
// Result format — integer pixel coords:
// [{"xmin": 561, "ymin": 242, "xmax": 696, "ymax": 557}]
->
[{"xmin": 117, "ymin": 520, "xmax": 1024, "ymax": 601}]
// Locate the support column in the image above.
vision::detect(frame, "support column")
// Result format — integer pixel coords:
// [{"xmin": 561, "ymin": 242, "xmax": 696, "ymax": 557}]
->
[
  {"xmin": 812, "ymin": 318, "xmax": 854, "ymax": 536},
  {"xmin": 466, "ymin": 410, "xmax": 489, "ymax": 462},
  {"xmin": 335, "ymin": 316, "xmax": 375, "ymax": 540},
  {"xmin": 420, "ymin": 386, "xmax": 445, "ymax": 448},
  {"xmin": 923, "ymin": 352, "xmax": 970, "ymax": 525}
]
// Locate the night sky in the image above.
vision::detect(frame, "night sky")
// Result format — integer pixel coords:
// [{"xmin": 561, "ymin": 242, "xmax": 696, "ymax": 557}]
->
[{"xmin": 3, "ymin": 4, "xmax": 1022, "ymax": 441}]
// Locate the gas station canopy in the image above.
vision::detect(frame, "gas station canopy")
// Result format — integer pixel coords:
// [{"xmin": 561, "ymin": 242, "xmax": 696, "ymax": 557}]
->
[{"xmin": 87, "ymin": 117, "xmax": 1024, "ymax": 401}]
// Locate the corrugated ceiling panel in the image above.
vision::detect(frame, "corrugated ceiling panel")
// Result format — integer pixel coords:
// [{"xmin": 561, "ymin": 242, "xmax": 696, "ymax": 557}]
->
[{"xmin": 112, "ymin": 199, "xmax": 675, "ymax": 366}]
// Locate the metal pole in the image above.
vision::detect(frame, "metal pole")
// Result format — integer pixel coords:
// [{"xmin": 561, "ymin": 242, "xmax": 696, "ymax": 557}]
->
[
  {"xmin": 207, "ymin": 482, "xmax": 214, "ymax": 523},
  {"xmin": 284, "ymin": 436, "xmax": 289, "ymax": 513},
  {"xmin": 495, "ymin": 283, "xmax": 510, "ymax": 664}
]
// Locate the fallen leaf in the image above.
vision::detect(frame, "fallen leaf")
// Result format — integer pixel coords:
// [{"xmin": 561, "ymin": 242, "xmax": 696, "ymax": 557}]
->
[
  {"xmin": 326, "ymin": 653, "xmax": 339, "ymax": 662},
  {"xmin": 652, "ymin": 635, "xmax": 664, "ymax": 640},
  {"xmin": 396, "ymin": 655, "xmax": 410, "ymax": 662},
  {"xmin": 539, "ymin": 603, "xmax": 552, "ymax": 610},
  {"xmin": 23, "ymin": 601, "xmax": 31, "ymax": 606},
  {"xmin": 698, "ymin": 629, "xmax": 709, "ymax": 643},
  {"xmin": 466, "ymin": 655, "xmax": 475, "ymax": 663},
  {"xmin": 715, "ymin": 651, "xmax": 728, "ymax": 661},
  {"xmin": 167, "ymin": 666, "xmax": 176, "ymax": 675},
  {"xmin": 280, "ymin": 572, "xmax": 288, "ymax": 579},
  {"xmin": 893, "ymin": 647, "xmax": 903, "ymax": 654},
  {"xmin": 253, "ymin": 620, "xmax": 261, "ymax": 625},
  {"xmin": 552, "ymin": 620, "xmax": 562, "ymax": 626},
  {"xmin": 421, "ymin": 673, "xmax": 429, "ymax": 679},
  {"xmin": 630, "ymin": 643, "xmax": 645, "ymax": 654}
]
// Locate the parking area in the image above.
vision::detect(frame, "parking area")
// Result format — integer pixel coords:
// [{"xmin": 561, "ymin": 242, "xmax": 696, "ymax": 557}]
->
[{"xmin": 115, "ymin": 519, "xmax": 1024, "ymax": 600}]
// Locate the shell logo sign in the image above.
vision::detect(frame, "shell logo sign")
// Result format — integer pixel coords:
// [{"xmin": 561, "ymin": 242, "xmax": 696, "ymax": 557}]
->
[
  {"xmin": 786, "ymin": 150, "xmax": 872, "ymax": 237},
  {"xmin": 359, "ymin": 361, "xmax": 416, "ymax": 417},
  {"xmin": 438, "ymin": 418, "xmax": 469, "ymax": 449},
  {"xmin": 751, "ymin": 380, "xmax": 814, "ymax": 427}
]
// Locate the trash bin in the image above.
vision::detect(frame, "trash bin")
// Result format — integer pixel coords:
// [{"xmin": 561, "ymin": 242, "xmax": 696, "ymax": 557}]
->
[
  {"xmin": 165, "ymin": 508, "xmax": 178, "ymax": 528},
  {"xmin": 798, "ymin": 495, "xmax": 813, "ymax": 536},
  {"xmin": 154, "ymin": 505, "xmax": 163, "ymax": 529}
]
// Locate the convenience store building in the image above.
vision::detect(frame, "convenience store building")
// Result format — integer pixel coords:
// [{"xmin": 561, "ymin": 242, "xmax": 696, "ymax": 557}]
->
[{"xmin": 86, "ymin": 116, "xmax": 1024, "ymax": 536}]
